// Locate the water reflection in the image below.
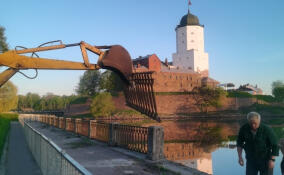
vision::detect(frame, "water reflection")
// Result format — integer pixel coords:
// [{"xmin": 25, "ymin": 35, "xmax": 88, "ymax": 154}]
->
[
  {"xmin": 164, "ymin": 142, "xmax": 214, "ymax": 174},
  {"xmin": 158, "ymin": 119, "xmax": 284, "ymax": 175}
]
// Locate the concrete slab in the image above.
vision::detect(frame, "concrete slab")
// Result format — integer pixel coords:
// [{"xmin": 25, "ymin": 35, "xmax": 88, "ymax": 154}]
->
[
  {"xmin": 29, "ymin": 122, "xmax": 178, "ymax": 175},
  {"xmin": 6, "ymin": 122, "xmax": 42, "ymax": 175}
]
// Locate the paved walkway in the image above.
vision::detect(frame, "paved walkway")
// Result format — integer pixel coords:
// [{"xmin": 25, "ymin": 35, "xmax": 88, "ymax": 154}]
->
[
  {"xmin": 29, "ymin": 122, "xmax": 179, "ymax": 175},
  {"xmin": 6, "ymin": 122, "xmax": 41, "ymax": 175}
]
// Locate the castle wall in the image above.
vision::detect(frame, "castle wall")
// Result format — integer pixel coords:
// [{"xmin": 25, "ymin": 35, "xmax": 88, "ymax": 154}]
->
[
  {"xmin": 152, "ymin": 72, "xmax": 202, "ymax": 92},
  {"xmin": 155, "ymin": 95, "xmax": 260, "ymax": 114},
  {"xmin": 115, "ymin": 93, "xmax": 261, "ymax": 115}
]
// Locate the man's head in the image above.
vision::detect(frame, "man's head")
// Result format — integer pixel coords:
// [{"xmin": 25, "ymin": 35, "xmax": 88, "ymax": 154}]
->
[{"xmin": 247, "ymin": 112, "xmax": 261, "ymax": 131}]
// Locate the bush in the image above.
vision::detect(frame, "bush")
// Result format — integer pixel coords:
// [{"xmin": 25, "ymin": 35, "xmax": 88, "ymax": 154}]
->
[
  {"xmin": 90, "ymin": 92, "xmax": 115, "ymax": 118},
  {"xmin": 0, "ymin": 113, "xmax": 18, "ymax": 156},
  {"xmin": 0, "ymin": 81, "xmax": 18, "ymax": 112},
  {"xmin": 254, "ymin": 95, "xmax": 277, "ymax": 103},
  {"xmin": 192, "ymin": 87, "xmax": 227, "ymax": 113},
  {"xmin": 273, "ymin": 86, "xmax": 284, "ymax": 103},
  {"xmin": 227, "ymin": 91, "xmax": 252, "ymax": 98}
]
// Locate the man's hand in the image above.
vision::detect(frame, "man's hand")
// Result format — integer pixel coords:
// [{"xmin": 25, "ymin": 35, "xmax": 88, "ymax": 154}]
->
[
  {"xmin": 238, "ymin": 157, "xmax": 244, "ymax": 166},
  {"xmin": 237, "ymin": 147, "xmax": 244, "ymax": 166},
  {"xmin": 268, "ymin": 160, "xmax": 275, "ymax": 169}
]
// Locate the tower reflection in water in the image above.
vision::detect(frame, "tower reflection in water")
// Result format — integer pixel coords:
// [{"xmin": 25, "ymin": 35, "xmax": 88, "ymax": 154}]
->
[
  {"xmin": 160, "ymin": 121, "xmax": 239, "ymax": 174},
  {"xmin": 164, "ymin": 142, "xmax": 214, "ymax": 174}
]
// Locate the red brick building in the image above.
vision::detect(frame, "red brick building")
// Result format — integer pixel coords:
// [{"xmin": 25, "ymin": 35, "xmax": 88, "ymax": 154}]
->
[
  {"xmin": 132, "ymin": 54, "xmax": 219, "ymax": 92},
  {"xmin": 133, "ymin": 54, "xmax": 161, "ymax": 72}
]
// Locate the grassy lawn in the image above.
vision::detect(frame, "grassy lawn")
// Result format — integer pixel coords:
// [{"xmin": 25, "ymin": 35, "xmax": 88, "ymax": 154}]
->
[
  {"xmin": 69, "ymin": 96, "xmax": 89, "ymax": 105},
  {"xmin": 65, "ymin": 113, "xmax": 94, "ymax": 119},
  {"xmin": 0, "ymin": 113, "xmax": 18, "ymax": 156},
  {"xmin": 240, "ymin": 104, "xmax": 284, "ymax": 115},
  {"xmin": 65, "ymin": 109, "xmax": 157, "ymax": 126}
]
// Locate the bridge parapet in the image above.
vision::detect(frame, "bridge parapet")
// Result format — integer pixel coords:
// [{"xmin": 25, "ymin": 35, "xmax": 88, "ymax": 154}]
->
[{"xmin": 19, "ymin": 114, "xmax": 165, "ymax": 161}]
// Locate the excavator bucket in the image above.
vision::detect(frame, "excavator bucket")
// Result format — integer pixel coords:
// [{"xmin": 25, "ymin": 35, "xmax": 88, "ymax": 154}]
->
[
  {"xmin": 97, "ymin": 46, "xmax": 160, "ymax": 121},
  {"xmin": 98, "ymin": 45, "xmax": 133, "ymax": 85},
  {"xmin": 124, "ymin": 72, "xmax": 160, "ymax": 122}
]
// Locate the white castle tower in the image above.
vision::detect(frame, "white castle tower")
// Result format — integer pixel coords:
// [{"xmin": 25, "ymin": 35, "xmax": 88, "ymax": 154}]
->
[{"xmin": 172, "ymin": 11, "xmax": 209, "ymax": 77}]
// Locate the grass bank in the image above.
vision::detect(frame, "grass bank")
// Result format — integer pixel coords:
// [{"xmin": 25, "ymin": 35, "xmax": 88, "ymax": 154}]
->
[
  {"xmin": 0, "ymin": 113, "xmax": 18, "ymax": 156},
  {"xmin": 239, "ymin": 104, "xmax": 284, "ymax": 115}
]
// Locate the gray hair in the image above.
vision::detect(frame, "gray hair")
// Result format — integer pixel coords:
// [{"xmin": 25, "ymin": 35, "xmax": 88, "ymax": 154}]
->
[{"xmin": 247, "ymin": 112, "xmax": 261, "ymax": 122}]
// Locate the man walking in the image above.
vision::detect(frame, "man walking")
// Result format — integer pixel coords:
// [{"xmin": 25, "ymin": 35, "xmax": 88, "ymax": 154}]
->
[{"xmin": 237, "ymin": 112, "xmax": 279, "ymax": 175}]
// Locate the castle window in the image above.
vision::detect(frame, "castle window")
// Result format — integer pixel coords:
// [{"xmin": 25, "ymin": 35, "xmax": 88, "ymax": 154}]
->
[
  {"xmin": 182, "ymin": 40, "xmax": 184, "ymax": 43},
  {"xmin": 191, "ymin": 32, "xmax": 194, "ymax": 35},
  {"xmin": 191, "ymin": 40, "xmax": 194, "ymax": 43}
]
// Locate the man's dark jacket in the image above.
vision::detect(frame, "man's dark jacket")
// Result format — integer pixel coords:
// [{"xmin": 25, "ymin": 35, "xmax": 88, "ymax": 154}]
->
[{"xmin": 237, "ymin": 123, "xmax": 279, "ymax": 160}]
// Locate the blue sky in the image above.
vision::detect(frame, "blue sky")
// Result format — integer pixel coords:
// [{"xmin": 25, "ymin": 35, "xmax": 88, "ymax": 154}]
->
[{"xmin": 1, "ymin": 0, "xmax": 283, "ymax": 96}]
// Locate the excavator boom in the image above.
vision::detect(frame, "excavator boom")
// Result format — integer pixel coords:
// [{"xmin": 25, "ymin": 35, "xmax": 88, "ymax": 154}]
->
[
  {"xmin": 0, "ymin": 41, "xmax": 132, "ymax": 87},
  {"xmin": 0, "ymin": 40, "xmax": 160, "ymax": 121}
]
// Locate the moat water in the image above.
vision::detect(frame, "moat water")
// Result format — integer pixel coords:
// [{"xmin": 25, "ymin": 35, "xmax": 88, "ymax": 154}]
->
[{"xmin": 159, "ymin": 118, "xmax": 284, "ymax": 175}]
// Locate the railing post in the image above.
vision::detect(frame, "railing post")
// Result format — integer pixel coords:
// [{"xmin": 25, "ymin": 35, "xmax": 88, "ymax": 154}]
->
[
  {"xmin": 75, "ymin": 119, "xmax": 81, "ymax": 135},
  {"xmin": 89, "ymin": 120, "xmax": 97, "ymax": 139},
  {"xmin": 87, "ymin": 120, "xmax": 91, "ymax": 138},
  {"xmin": 108, "ymin": 123, "xmax": 117, "ymax": 146},
  {"xmin": 147, "ymin": 126, "xmax": 164, "ymax": 161}
]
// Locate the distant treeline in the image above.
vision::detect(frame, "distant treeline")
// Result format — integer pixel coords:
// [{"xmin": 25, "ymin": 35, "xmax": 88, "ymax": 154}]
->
[{"xmin": 18, "ymin": 93, "xmax": 81, "ymax": 111}]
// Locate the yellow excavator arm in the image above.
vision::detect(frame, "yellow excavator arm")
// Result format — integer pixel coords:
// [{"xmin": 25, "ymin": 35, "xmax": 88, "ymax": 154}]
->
[
  {"xmin": 0, "ymin": 40, "xmax": 160, "ymax": 121},
  {"xmin": 0, "ymin": 40, "xmax": 133, "ymax": 87}
]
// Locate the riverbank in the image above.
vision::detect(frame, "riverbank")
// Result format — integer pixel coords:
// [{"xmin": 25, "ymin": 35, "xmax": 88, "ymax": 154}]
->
[{"xmin": 27, "ymin": 121, "xmax": 208, "ymax": 175}]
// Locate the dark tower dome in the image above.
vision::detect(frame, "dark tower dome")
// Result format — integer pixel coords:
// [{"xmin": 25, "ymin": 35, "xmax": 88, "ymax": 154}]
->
[{"xmin": 177, "ymin": 11, "xmax": 203, "ymax": 28}]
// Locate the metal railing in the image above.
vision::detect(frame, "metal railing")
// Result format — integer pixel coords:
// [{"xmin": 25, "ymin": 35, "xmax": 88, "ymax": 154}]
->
[
  {"xmin": 90, "ymin": 121, "xmax": 109, "ymax": 142},
  {"xmin": 21, "ymin": 118, "xmax": 92, "ymax": 175},
  {"xmin": 19, "ymin": 114, "xmax": 164, "ymax": 160},
  {"xmin": 113, "ymin": 124, "xmax": 148, "ymax": 153}
]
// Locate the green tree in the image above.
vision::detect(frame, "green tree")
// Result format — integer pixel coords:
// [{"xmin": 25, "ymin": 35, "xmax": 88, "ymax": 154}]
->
[
  {"xmin": 272, "ymin": 81, "xmax": 284, "ymax": 90},
  {"xmin": 272, "ymin": 80, "xmax": 284, "ymax": 102},
  {"xmin": 0, "ymin": 81, "xmax": 18, "ymax": 112},
  {"xmin": 90, "ymin": 92, "xmax": 115, "ymax": 118},
  {"xmin": 18, "ymin": 92, "xmax": 76, "ymax": 111},
  {"xmin": 26, "ymin": 93, "xmax": 40, "ymax": 108},
  {"xmin": 192, "ymin": 86, "xmax": 227, "ymax": 113},
  {"xmin": 0, "ymin": 26, "xmax": 9, "ymax": 53},
  {"xmin": 100, "ymin": 70, "xmax": 124, "ymax": 95},
  {"xmin": 18, "ymin": 95, "xmax": 27, "ymax": 109},
  {"xmin": 76, "ymin": 70, "xmax": 101, "ymax": 96}
]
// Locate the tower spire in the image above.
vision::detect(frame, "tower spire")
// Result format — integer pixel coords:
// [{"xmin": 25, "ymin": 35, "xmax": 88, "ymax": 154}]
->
[{"xmin": 188, "ymin": 0, "xmax": 192, "ymax": 13}]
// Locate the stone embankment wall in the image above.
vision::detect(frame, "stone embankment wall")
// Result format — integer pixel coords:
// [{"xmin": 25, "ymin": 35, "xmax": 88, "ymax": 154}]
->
[
  {"xmin": 113, "ymin": 94, "xmax": 264, "ymax": 115},
  {"xmin": 65, "ymin": 94, "xmax": 264, "ymax": 116},
  {"xmin": 155, "ymin": 95, "xmax": 264, "ymax": 114}
]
